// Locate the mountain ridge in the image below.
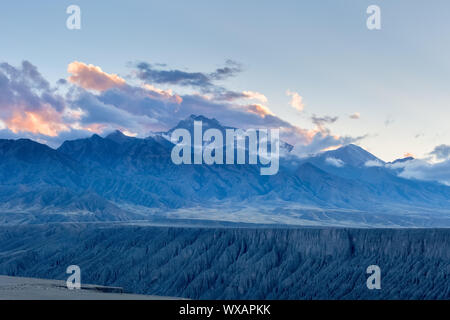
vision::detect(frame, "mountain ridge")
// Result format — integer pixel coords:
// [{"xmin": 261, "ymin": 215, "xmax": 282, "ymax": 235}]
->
[{"xmin": 0, "ymin": 115, "xmax": 449, "ymax": 227}]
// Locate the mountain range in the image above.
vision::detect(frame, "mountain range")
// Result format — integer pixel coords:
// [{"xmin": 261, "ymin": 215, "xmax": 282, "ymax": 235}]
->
[{"xmin": 0, "ymin": 115, "xmax": 449, "ymax": 227}]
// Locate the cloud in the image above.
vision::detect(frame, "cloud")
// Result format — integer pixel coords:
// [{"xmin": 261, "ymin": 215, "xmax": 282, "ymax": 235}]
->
[
  {"xmin": 0, "ymin": 61, "xmax": 157, "ymax": 142},
  {"xmin": 383, "ymin": 145, "xmax": 450, "ymax": 186},
  {"xmin": 0, "ymin": 61, "xmax": 69, "ymax": 137},
  {"xmin": 168, "ymin": 94, "xmax": 287, "ymax": 130},
  {"xmin": 392, "ymin": 159, "xmax": 450, "ymax": 186},
  {"xmin": 0, "ymin": 60, "xmax": 51, "ymax": 92},
  {"xmin": 67, "ymin": 61, "xmax": 126, "ymax": 91},
  {"xmin": 245, "ymin": 104, "xmax": 274, "ymax": 117},
  {"xmin": 209, "ymin": 60, "xmax": 242, "ymax": 80},
  {"xmin": 134, "ymin": 60, "xmax": 241, "ymax": 91},
  {"xmin": 429, "ymin": 144, "xmax": 450, "ymax": 161},
  {"xmin": 142, "ymin": 84, "xmax": 183, "ymax": 104},
  {"xmin": 212, "ymin": 90, "xmax": 267, "ymax": 103},
  {"xmin": 310, "ymin": 114, "xmax": 339, "ymax": 139},
  {"xmin": 0, "ymin": 60, "xmax": 368, "ymax": 154},
  {"xmin": 291, "ymin": 130, "xmax": 367, "ymax": 157},
  {"xmin": 349, "ymin": 112, "xmax": 360, "ymax": 119},
  {"xmin": 71, "ymin": 89, "xmax": 157, "ymax": 130},
  {"xmin": 311, "ymin": 115, "xmax": 338, "ymax": 129},
  {"xmin": 326, "ymin": 157, "xmax": 344, "ymax": 167},
  {"xmin": 6, "ymin": 107, "xmax": 69, "ymax": 137},
  {"xmin": 89, "ymin": 85, "xmax": 289, "ymax": 137},
  {"xmin": 241, "ymin": 91, "xmax": 268, "ymax": 103},
  {"xmin": 286, "ymin": 90, "xmax": 304, "ymax": 112},
  {"xmin": 365, "ymin": 159, "xmax": 384, "ymax": 167}
]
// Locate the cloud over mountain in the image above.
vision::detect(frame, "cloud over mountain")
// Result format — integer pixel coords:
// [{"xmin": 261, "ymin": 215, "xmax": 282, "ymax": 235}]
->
[
  {"xmin": 68, "ymin": 61, "xmax": 126, "ymax": 91},
  {"xmin": 0, "ymin": 60, "xmax": 367, "ymax": 155},
  {"xmin": 383, "ymin": 146, "xmax": 450, "ymax": 186},
  {"xmin": 394, "ymin": 158, "xmax": 450, "ymax": 186},
  {"xmin": 430, "ymin": 144, "xmax": 450, "ymax": 161},
  {"xmin": 0, "ymin": 61, "xmax": 69, "ymax": 137}
]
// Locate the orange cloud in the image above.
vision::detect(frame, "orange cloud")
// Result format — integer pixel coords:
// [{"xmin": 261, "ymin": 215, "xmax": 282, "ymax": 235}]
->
[
  {"xmin": 245, "ymin": 104, "xmax": 275, "ymax": 117},
  {"xmin": 122, "ymin": 129, "xmax": 138, "ymax": 137},
  {"xmin": 349, "ymin": 112, "xmax": 360, "ymax": 119},
  {"xmin": 242, "ymin": 91, "xmax": 268, "ymax": 103},
  {"xmin": 142, "ymin": 84, "xmax": 183, "ymax": 104},
  {"xmin": 5, "ymin": 107, "xmax": 69, "ymax": 137},
  {"xmin": 286, "ymin": 90, "xmax": 304, "ymax": 112},
  {"xmin": 281, "ymin": 126, "xmax": 317, "ymax": 145},
  {"xmin": 321, "ymin": 145, "xmax": 342, "ymax": 152},
  {"xmin": 82, "ymin": 123, "xmax": 107, "ymax": 134},
  {"xmin": 68, "ymin": 61, "xmax": 126, "ymax": 91}
]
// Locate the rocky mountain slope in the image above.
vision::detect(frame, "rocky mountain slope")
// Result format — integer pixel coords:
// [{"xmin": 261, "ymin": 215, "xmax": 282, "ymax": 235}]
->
[{"xmin": 0, "ymin": 224, "xmax": 448, "ymax": 299}]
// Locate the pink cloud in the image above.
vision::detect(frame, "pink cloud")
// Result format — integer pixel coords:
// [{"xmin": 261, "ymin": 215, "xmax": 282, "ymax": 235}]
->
[
  {"xmin": 142, "ymin": 84, "xmax": 183, "ymax": 104},
  {"xmin": 349, "ymin": 112, "xmax": 360, "ymax": 119},
  {"xmin": 286, "ymin": 90, "xmax": 305, "ymax": 112},
  {"xmin": 0, "ymin": 60, "xmax": 368, "ymax": 155},
  {"xmin": 244, "ymin": 104, "xmax": 274, "ymax": 117},
  {"xmin": 242, "ymin": 91, "xmax": 268, "ymax": 103},
  {"xmin": 68, "ymin": 61, "xmax": 126, "ymax": 91},
  {"xmin": 6, "ymin": 107, "xmax": 69, "ymax": 137}
]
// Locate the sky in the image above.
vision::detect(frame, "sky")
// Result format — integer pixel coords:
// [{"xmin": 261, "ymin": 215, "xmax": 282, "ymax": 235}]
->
[{"xmin": 0, "ymin": 0, "xmax": 450, "ymax": 163}]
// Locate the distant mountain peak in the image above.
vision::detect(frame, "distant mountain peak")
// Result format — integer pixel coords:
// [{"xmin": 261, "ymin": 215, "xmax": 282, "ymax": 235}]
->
[
  {"xmin": 341, "ymin": 143, "xmax": 361, "ymax": 150},
  {"xmin": 185, "ymin": 114, "xmax": 229, "ymax": 129},
  {"xmin": 184, "ymin": 114, "xmax": 228, "ymax": 128},
  {"xmin": 89, "ymin": 133, "xmax": 104, "ymax": 141},
  {"xmin": 319, "ymin": 144, "xmax": 383, "ymax": 167},
  {"xmin": 157, "ymin": 114, "xmax": 294, "ymax": 153},
  {"xmin": 108, "ymin": 129, "xmax": 124, "ymax": 136},
  {"xmin": 390, "ymin": 156, "xmax": 414, "ymax": 164},
  {"xmin": 336, "ymin": 144, "xmax": 369, "ymax": 154},
  {"xmin": 188, "ymin": 114, "xmax": 217, "ymax": 122},
  {"xmin": 105, "ymin": 130, "xmax": 135, "ymax": 144},
  {"xmin": 163, "ymin": 114, "xmax": 234, "ymax": 136},
  {"xmin": 0, "ymin": 137, "xmax": 54, "ymax": 152}
]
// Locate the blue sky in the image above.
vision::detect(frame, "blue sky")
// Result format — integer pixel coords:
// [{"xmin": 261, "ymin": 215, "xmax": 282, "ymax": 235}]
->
[{"xmin": 0, "ymin": 0, "xmax": 449, "ymax": 161}]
